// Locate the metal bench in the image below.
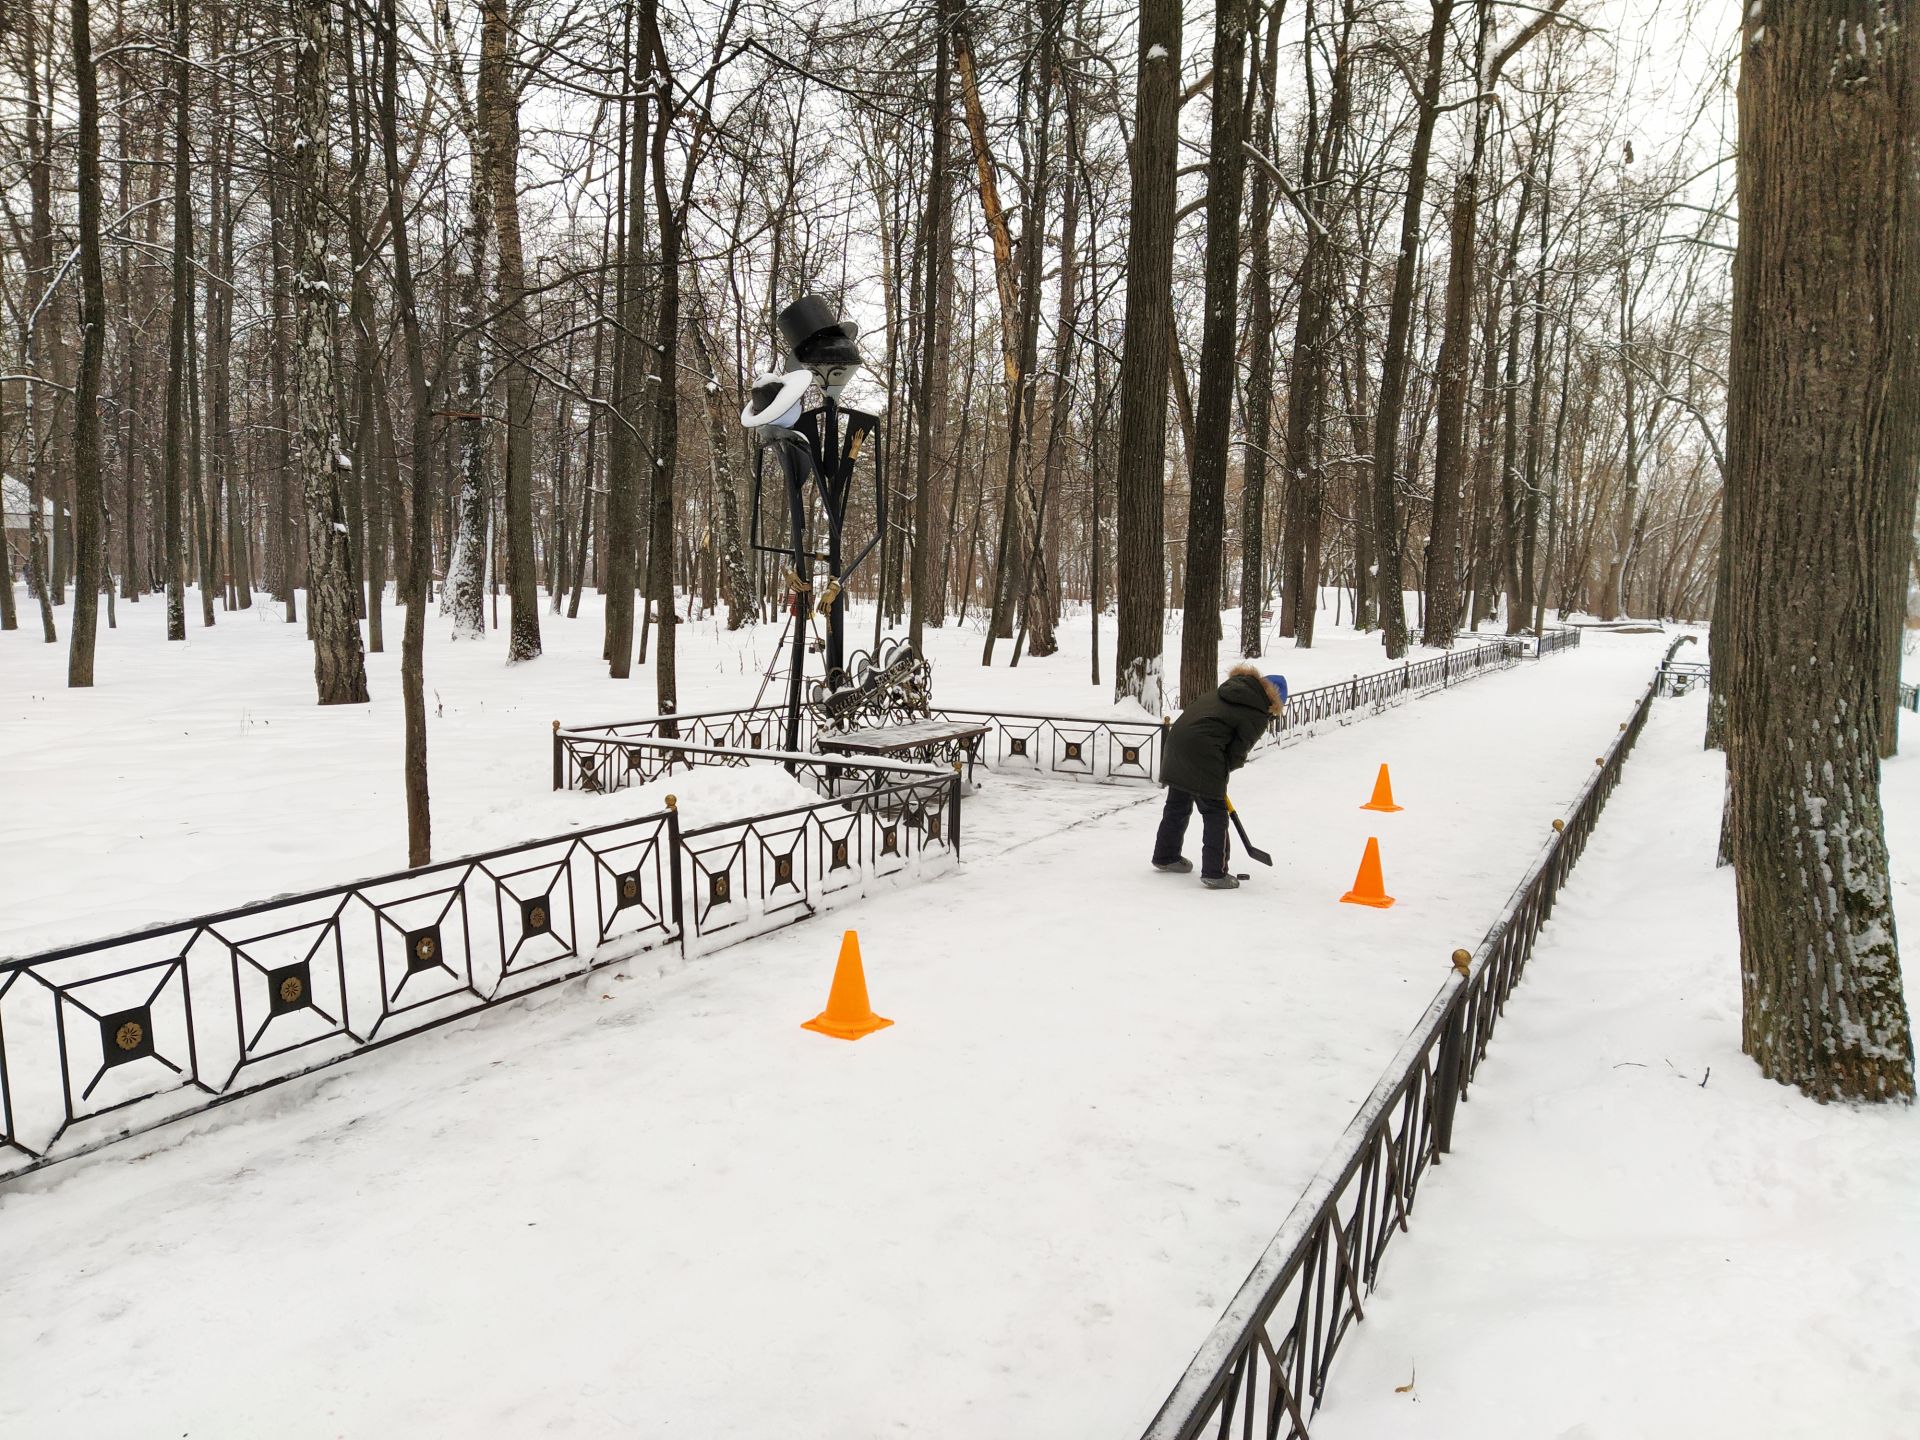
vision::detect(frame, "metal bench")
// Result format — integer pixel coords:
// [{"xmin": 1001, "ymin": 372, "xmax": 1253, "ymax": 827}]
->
[
  {"xmin": 817, "ymin": 716, "xmax": 991, "ymax": 783},
  {"xmin": 807, "ymin": 639, "xmax": 989, "ymax": 783}
]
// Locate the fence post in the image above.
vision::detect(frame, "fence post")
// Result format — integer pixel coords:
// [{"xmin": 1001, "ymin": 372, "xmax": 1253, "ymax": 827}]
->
[
  {"xmin": 949, "ymin": 769, "xmax": 964, "ymax": 857},
  {"xmin": 552, "ymin": 721, "xmax": 564, "ymax": 791},
  {"xmin": 1433, "ymin": 994, "xmax": 1467, "ymax": 1156},
  {"xmin": 666, "ymin": 798, "xmax": 685, "ymax": 948}
]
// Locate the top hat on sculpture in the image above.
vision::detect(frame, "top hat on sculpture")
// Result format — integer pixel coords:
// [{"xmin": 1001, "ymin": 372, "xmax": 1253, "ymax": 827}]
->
[
  {"xmin": 778, "ymin": 294, "xmax": 862, "ymax": 398},
  {"xmin": 740, "ymin": 369, "xmax": 813, "ymax": 432}
]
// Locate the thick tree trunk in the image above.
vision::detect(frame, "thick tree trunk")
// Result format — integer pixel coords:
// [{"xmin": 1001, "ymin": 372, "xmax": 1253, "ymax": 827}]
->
[
  {"xmin": 1113, "ymin": 0, "xmax": 1181, "ymax": 710},
  {"xmin": 1177, "ymin": 0, "xmax": 1252, "ymax": 705},
  {"xmin": 291, "ymin": 0, "xmax": 370, "ymax": 704},
  {"xmin": 1724, "ymin": 1, "xmax": 1916, "ymax": 1104}
]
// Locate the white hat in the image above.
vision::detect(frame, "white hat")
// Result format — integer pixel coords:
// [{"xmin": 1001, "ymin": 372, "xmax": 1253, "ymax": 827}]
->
[{"xmin": 740, "ymin": 369, "xmax": 813, "ymax": 430}]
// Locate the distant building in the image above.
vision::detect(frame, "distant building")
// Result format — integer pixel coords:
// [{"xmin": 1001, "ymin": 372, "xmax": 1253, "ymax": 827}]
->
[{"xmin": 3, "ymin": 474, "xmax": 64, "ymax": 583}]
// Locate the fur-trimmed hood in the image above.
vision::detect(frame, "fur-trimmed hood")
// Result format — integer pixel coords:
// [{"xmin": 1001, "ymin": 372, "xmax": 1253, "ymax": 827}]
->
[{"xmin": 1227, "ymin": 662, "xmax": 1284, "ymax": 716}]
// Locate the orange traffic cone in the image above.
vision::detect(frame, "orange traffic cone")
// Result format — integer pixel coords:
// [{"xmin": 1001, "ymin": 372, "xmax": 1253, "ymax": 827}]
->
[
  {"xmin": 1360, "ymin": 763, "xmax": 1403, "ymax": 813},
  {"xmin": 1340, "ymin": 837, "xmax": 1396, "ymax": 909},
  {"xmin": 802, "ymin": 930, "xmax": 894, "ymax": 1040}
]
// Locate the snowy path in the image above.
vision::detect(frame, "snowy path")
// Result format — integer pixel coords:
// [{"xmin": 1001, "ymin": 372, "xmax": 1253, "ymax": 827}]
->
[
  {"xmin": 2, "ymin": 591, "xmax": 1504, "ymax": 958},
  {"xmin": 1306, "ymin": 696, "xmax": 1920, "ymax": 1440},
  {"xmin": 0, "ymin": 634, "xmax": 1668, "ymax": 1438}
]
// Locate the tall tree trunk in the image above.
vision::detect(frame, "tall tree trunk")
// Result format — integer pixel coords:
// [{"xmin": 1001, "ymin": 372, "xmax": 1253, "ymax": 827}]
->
[
  {"xmin": 161, "ymin": 0, "xmax": 192, "ymax": 642},
  {"xmin": 343, "ymin": 3, "xmax": 381, "ymax": 647},
  {"xmin": 1423, "ymin": 5, "xmax": 1490, "ymax": 648},
  {"xmin": 1368, "ymin": 0, "xmax": 1454, "ymax": 660},
  {"xmin": 378, "ymin": 0, "xmax": 433, "ymax": 859},
  {"xmin": 1016, "ymin": 61, "xmax": 1080, "ymax": 666},
  {"xmin": 481, "ymin": 0, "xmax": 542, "ymax": 662},
  {"xmin": 1113, "ymin": 0, "xmax": 1181, "ymax": 709},
  {"xmin": 437, "ymin": 1, "xmax": 490, "ymax": 640},
  {"xmin": 1724, "ymin": 0, "xmax": 1915, "ymax": 1103},
  {"xmin": 643, "ymin": 0, "xmax": 679, "ymax": 725},
  {"xmin": 1281, "ymin": 0, "xmax": 1352, "ymax": 650},
  {"xmin": 1239, "ymin": 8, "xmax": 1282, "ymax": 659},
  {"xmin": 960, "ymin": 14, "xmax": 1047, "ymax": 664},
  {"xmin": 604, "ymin": 11, "xmax": 649, "ymax": 679},
  {"xmin": 68, "ymin": 0, "xmax": 107, "ymax": 687},
  {"xmin": 1177, "ymin": 0, "xmax": 1254, "ymax": 704},
  {"xmin": 910, "ymin": 0, "xmax": 954, "ymax": 651}
]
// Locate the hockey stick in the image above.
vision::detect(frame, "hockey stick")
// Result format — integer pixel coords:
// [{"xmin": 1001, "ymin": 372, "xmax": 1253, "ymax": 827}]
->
[{"xmin": 1225, "ymin": 797, "xmax": 1273, "ymax": 866}]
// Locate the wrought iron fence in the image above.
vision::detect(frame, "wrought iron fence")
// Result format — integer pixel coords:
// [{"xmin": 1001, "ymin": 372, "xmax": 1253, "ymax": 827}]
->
[
  {"xmin": 1268, "ymin": 639, "xmax": 1522, "ymax": 739},
  {"xmin": 1532, "ymin": 625, "xmax": 1583, "ymax": 658},
  {"xmin": 1901, "ymin": 681, "xmax": 1919, "ymax": 714},
  {"xmin": 1139, "ymin": 652, "xmax": 1669, "ymax": 1440},
  {"xmin": 0, "ymin": 810, "xmax": 680, "ymax": 1181},
  {"xmin": 556, "ymin": 705, "xmax": 817, "ymax": 786},
  {"xmin": 923, "ymin": 707, "xmax": 1170, "ymax": 783},
  {"xmin": 677, "ymin": 773, "xmax": 961, "ymax": 946},
  {"xmin": 1, "ymin": 764, "xmax": 965, "ymax": 1183}
]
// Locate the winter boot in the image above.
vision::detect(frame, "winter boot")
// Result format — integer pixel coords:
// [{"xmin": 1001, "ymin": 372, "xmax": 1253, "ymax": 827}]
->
[
  {"xmin": 1201, "ymin": 874, "xmax": 1240, "ymax": 890},
  {"xmin": 1153, "ymin": 857, "xmax": 1194, "ymax": 874}
]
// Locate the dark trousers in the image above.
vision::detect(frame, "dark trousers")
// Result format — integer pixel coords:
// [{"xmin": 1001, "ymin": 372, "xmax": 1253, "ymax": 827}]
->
[{"xmin": 1154, "ymin": 787, "xmax": 1230, "ymax": 877}]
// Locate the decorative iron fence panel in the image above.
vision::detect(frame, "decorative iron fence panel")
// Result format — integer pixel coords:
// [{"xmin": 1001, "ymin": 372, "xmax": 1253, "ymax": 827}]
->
[
  {"xmin": 0, "ymin": 810, "xmax": 680, "ymax": 1180},
  {"xmin": 1139, "ymin": 640, "xmax": 1683, "ymax": 1440},
  {"xmin": 553, "ymin": 731, "xmax": 944, "ymax": 800},
  {"xmin": 677, "ymin": 774, "xmax": 962, "ymax": 946},
  {"xmin": 923, "ymin": 708, "xmax": 1170, "ymax": 784},
  {"xmin": 1, "ymin": 765, "xmax": 965, "ymax": 1183}
]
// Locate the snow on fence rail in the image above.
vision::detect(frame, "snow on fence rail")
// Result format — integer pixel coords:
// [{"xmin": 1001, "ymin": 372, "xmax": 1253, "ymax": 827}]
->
[
  {"xmin": 1138, "ymin": 635, "xmax": 1692, "ymax": 1440},
  {"xmin": 0, "ymin": 762, "xmax": 962, "ymax": 1184},
  {"xmin": 556, "ymin": 638, "xmax": 1537, "ymax": 791}
]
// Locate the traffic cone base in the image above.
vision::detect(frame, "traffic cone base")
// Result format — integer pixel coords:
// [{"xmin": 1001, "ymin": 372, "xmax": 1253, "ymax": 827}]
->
[
  {"xmin": 802, "ymin": 930, "xmax": 894, "ymax": 1040},
  {"xmin": 1340, "ymin": 836, "xmax": 1396, "ymax": 908},
  {"xmin": 1360, "ymin": 763, "xmax": 1403, "ymax": 813}
]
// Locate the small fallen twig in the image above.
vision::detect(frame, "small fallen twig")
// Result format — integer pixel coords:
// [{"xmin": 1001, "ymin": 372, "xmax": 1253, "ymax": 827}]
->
[{"xmin": 1395, "ymin": 1364, "xmax": 1417, "ymax": 1397}]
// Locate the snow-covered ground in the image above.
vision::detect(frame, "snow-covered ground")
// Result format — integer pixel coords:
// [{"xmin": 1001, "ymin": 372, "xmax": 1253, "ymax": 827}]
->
[
  {"xmin": 0, "ymin": 583, "xmax": 1668, "ymax": 1437},
  {"xmin": 1, "ymin": 585, "xmax": 1505, "ymax": 957},
  {"xmin": 1310, "ymin": 693, "xmax": 1920, "ymax": 1440}
]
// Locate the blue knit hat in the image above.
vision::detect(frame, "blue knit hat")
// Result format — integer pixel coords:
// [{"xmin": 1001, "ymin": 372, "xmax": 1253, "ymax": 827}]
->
[{"xmin": 1265, "ymin": 674, "xmax": 1288, "ymax": 703}]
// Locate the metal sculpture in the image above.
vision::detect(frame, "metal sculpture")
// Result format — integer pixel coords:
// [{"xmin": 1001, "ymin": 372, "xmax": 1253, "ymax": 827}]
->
[{"xmin": 741, "ymin": 295, "xmax": 887, "ymax": 752}]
